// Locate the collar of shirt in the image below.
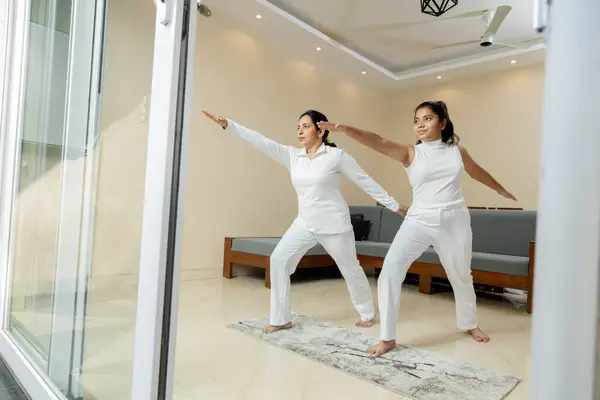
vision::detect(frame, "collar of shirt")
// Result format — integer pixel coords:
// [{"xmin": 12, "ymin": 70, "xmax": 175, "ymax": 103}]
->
[{"xmin": 296, "ymin": 143, "xmax": 329, "ymax": 159}]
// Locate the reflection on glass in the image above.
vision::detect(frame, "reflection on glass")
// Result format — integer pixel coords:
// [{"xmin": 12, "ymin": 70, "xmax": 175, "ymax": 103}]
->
[
  {"xmin": 73, "ymin": 0, "xmax": 156, "ymax": 397},
  {"xmin": 8, "ymin": 0, "xmax": 73, "ymax": 358},
  {"xmin": 4, "ymin": 0, "xmax": 157, "ymax": 397}
]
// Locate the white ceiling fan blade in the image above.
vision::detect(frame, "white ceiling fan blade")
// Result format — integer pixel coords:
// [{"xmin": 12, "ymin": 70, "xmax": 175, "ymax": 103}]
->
[
  {"xmin": 483, "ymin": 5, "xmax": 512, "ymax": 37},
  {"xmin": 431, "ymin": 39, "xmax": 480, "ymax": 50}
]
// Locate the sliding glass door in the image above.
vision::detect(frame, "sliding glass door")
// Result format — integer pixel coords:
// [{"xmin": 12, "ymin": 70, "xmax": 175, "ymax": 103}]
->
[{"xmin": 0, "ymin": 0, "xmax": 195, "ymax": 398}]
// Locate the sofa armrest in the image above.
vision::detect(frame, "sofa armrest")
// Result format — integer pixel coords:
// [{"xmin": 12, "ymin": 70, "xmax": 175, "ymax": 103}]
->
[
  {"xmin": 528, "ymin": 241, "xmax": 535, "ymax": 274},
  {"xmin": 527, "ymin": 241, "xmax": 535, "ymax": 314}
]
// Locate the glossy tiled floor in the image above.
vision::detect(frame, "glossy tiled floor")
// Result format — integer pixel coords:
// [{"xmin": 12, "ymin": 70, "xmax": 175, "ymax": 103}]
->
[
  {"xmin": 14, "ymin": 269, "xmax": 532, "ymax": 399},
  {"xmin": 170, "ymin": 271, "xmax": 531, "ymax": 400}
]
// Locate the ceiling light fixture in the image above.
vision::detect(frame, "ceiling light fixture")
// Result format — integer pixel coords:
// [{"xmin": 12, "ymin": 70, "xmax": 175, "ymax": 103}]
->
[
  {"xmin": 421, "ymin": 0, "xmax": 458, "ymax": 17},
  {"xmin": 316, "ymin": 47, "xmax": 321, "ymax": 51},
  {"xmin": 361, "ymin": 71, "xmax": 367, "ymax": 75},
  {"xmin": 256, "ymin": 14, "xmax": 262, "ymax": 19},
  {"xmin": 437, "ymin": 75, "xmax": 443, "ymax": 79},
  {"xmin": 510, "ymin": 59, "xmax": 517, "ymax": 64}
]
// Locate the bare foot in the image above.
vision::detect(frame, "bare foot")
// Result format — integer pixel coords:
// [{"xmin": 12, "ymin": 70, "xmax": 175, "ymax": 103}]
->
[
  {"xmin": 367, "ymin": 340, "xmax": 396, "ymax": 357},
  {"xmin": 263, "ymin": 322, "xmax": 292, "ymax": 333},
  {"xmin": 469, "ymin": 327, "xmax": 490, "ymax": 342},
  {"xmin": 355, "ymin": 317, "xmax": 375, "ymax": 328}
]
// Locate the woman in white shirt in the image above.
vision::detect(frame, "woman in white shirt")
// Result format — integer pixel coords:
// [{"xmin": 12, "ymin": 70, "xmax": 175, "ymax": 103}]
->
[
  {"xmin": 202, "ymin": 109, "xmax": 406, "ymax": 333},
  {"xmin": 318, "ymin": 101, "xmax": 516, "ymax": 356}
]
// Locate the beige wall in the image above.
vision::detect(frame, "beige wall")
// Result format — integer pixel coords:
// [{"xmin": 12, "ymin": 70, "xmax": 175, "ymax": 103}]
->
[
  {"xmin": 181, "ymin": 14, "xmax": 398, "ymax": 272},
  {"xmin": 89, "ymin": 3, "xmax": 396, "ymax": 281},
  {"xmin": 376, "ymin": 65, "xmax": 545, "ymax": 211},
  {"xmin": 92, "ymin": 6, "xmax": 546, "ymax": 280},
  {"xmin": 13, "ymin": 2, "xmax": 545, "ymax": 296}
]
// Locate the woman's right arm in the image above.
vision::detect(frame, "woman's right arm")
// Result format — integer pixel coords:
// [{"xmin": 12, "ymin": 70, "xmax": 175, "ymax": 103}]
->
[
  {"xmin": 202, "ymin": 110, "xmax": 292, "ymax": 168},
  {"xmin": 318, "ymin": 122, "xmax": 412, "ymax": 166}
]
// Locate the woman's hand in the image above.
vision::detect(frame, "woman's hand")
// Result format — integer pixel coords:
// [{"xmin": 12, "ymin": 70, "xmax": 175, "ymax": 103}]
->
[
  {"xmin": 202, "ymin": 109, "xmax": 228, "ymax": 129},
  {"xmin": 397, "ymin": 204, "xmax": 409, "ymax": 216},
  {"xmin": 497, "ymin": 189, "xmax": 517, "ymax": 201},
  {"xmin": 317, "ymin": 121, "xmax": 346, "ymax": 132}
]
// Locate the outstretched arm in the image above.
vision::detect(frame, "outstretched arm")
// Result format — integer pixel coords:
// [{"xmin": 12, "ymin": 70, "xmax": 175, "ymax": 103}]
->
[
  {"xmin": 459, "ymin": 145, "xmax": 516, "ymax": 200},
  {"xmin": 338, "ymin": 151, "xmax": 407, "ymax": 214},
  {"xmin": 202, "ymin": 109, "xmax": 292, "ymax": 168},
  {"xmin": 318, "ymin": 122, "xmax": 413, "ymax": 167}
]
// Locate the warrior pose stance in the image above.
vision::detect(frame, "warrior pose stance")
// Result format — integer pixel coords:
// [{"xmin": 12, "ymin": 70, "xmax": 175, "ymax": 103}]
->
[
  {"xmin": 202, "ymin": 109, "xmax": 407, "ymax": 333},
  {"xmin": 318, "ymin": 101, "xmax": 516, "ymax": 356}
]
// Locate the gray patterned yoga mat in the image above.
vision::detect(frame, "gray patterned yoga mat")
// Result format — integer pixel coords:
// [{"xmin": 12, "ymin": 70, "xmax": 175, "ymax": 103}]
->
[{"xmin": 227, "ymin": 314, "xmax": 520, "ymax": 400}]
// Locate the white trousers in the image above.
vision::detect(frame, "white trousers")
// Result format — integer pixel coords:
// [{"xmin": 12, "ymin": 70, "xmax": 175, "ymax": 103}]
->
[
  {"xmin": 269, "ymin": 218, "xmax": 375, "ymax": 326},
  {"xmin": 379, "ymin": 205, "xmax": 478, "ymax": 341}
]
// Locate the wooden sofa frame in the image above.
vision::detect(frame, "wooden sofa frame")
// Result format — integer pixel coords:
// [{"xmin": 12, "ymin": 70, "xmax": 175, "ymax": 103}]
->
[{"xmin": 223, "ymin": 237, "xmax": 535, "ymax": 314}]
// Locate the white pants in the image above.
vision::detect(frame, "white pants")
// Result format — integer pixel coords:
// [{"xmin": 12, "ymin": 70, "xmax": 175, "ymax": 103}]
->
[
  {"xmin": 379, "ymin": 205, "xmax": 478, "ymax": 341},
  {"xmin": 269, "ymin": 218, "xmax": 375, "ymax": 326}
]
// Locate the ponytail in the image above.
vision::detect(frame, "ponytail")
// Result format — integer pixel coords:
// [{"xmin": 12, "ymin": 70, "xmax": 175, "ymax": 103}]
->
[{"xmin": 323, "ymin": 135, "xmax": 337, "ymax": 147}]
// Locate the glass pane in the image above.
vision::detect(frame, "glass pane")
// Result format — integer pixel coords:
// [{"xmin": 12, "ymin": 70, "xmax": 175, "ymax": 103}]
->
[
  {"xmin": 8, "ymin": 0, "xmax": 73, "ymax": 359},
  {"xmin": 2, "ymin": 0, "xmax": 156, "ymax": 398},
  {"xmin": 70, "ymin": 1, "xmax": 156, "ymax": 398}
]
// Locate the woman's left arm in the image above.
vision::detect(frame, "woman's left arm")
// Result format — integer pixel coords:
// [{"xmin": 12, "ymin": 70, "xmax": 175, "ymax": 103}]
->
[
  {"xmin": 339, "ymin": 151, "xmax": 407, "ymax": 213},
  {"xmin": 459, "ymin": 145, "xmax": 517, "ymax": 200}
]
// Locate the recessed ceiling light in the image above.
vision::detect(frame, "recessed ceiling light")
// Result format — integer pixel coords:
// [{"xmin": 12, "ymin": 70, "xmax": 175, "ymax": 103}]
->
[
  {"xmin": 256, "ymin": 14, "xmax": 262, "ymax": 19},
  {"xmin": 361, "ymin": 71, "xmax": 367, "ymax": 75},
  {"xmin": 437, "ymin": 75, "xmax": 443, "ymax": 79},
  {"xmin": 510, "ymin": 59, "xmax": 517, "ymax": 64},
  {"xmin": 316, "ymin": 47, "xmax": 321, "ymax": 51}
]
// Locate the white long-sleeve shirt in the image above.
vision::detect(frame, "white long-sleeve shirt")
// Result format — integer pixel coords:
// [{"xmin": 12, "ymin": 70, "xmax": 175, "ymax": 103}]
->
[{"xmin": 225, "ymin": 119, "xmax": 400, "ymax": 234}]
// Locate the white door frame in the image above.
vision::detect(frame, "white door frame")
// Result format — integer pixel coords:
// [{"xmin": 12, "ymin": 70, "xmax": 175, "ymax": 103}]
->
[
  {"xmin": 530, "ymin": 0, "xmax": 600, "ymax": 399},
  {"xmin": 0, "ymin": 0, "xmax": 12, "ymax": 207},
  {"xmin": 0, "ymin": 0, "xmax": 195, "ymax": 398},
  {"xmin": 131, "ymin": 0, "xmax": 196, "ymax": 398}
]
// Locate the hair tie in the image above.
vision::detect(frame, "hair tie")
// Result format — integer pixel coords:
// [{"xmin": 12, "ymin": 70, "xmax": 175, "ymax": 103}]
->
[{"xmin": 324, "ymin": 138, "xmax": 330, "ymax": 144}]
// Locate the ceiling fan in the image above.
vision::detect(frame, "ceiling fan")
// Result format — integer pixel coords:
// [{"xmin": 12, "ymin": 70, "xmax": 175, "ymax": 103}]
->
[{"xmin": 433, "ymin": 5, "xmax": 535, "ymax": 50}]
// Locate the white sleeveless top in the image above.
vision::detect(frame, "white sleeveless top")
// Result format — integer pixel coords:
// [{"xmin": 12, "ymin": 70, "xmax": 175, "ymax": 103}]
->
[{"xmin": 405, "ymin": 139, "xmax": 466, "ymax": 209}]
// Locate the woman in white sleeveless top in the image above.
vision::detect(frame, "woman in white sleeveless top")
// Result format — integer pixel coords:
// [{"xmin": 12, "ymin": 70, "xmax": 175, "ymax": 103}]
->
[
  {"xmin": 318, "ymin": 101, "xmax": 516, "ymax": 356},
  {"xmin": 202, "ymin": 109, "xmax": 407, "ymax": 333}
]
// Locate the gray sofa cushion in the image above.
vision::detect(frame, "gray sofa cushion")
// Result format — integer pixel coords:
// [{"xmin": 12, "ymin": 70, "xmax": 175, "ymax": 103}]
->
[
  {"xmin": 355, "ymin": 243, "xmax": 529, "ymax": 276},
  {"xmin": 355, "ymin": 241, "xmax": 390, "ymax": 257},
  {"xmin": 416, "ymin": 248, "xmax": 529, "ymax": 276},
  {"xmin": 379, "ymin": 208, "xmax": 405, "ymax": 243},
  {"xmin": 231, "ymin": 238, "xmax": 328, "ymax": 257},
  {"xmin": 469, "ymin": 209, "xmax": 536, "ymax": 257},
  {"xmin": 348, "ymin": 206, "xmax": 384, "ymax": 241},
  {"xmin": 229, "ymin": 207, "xmax": 534, "ymax": 277}
]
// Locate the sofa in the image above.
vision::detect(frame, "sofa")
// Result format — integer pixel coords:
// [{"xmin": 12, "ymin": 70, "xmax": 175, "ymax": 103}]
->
[{"xmin": 223, "ymin": 205, "xmax": 536, "ymax": 313}]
